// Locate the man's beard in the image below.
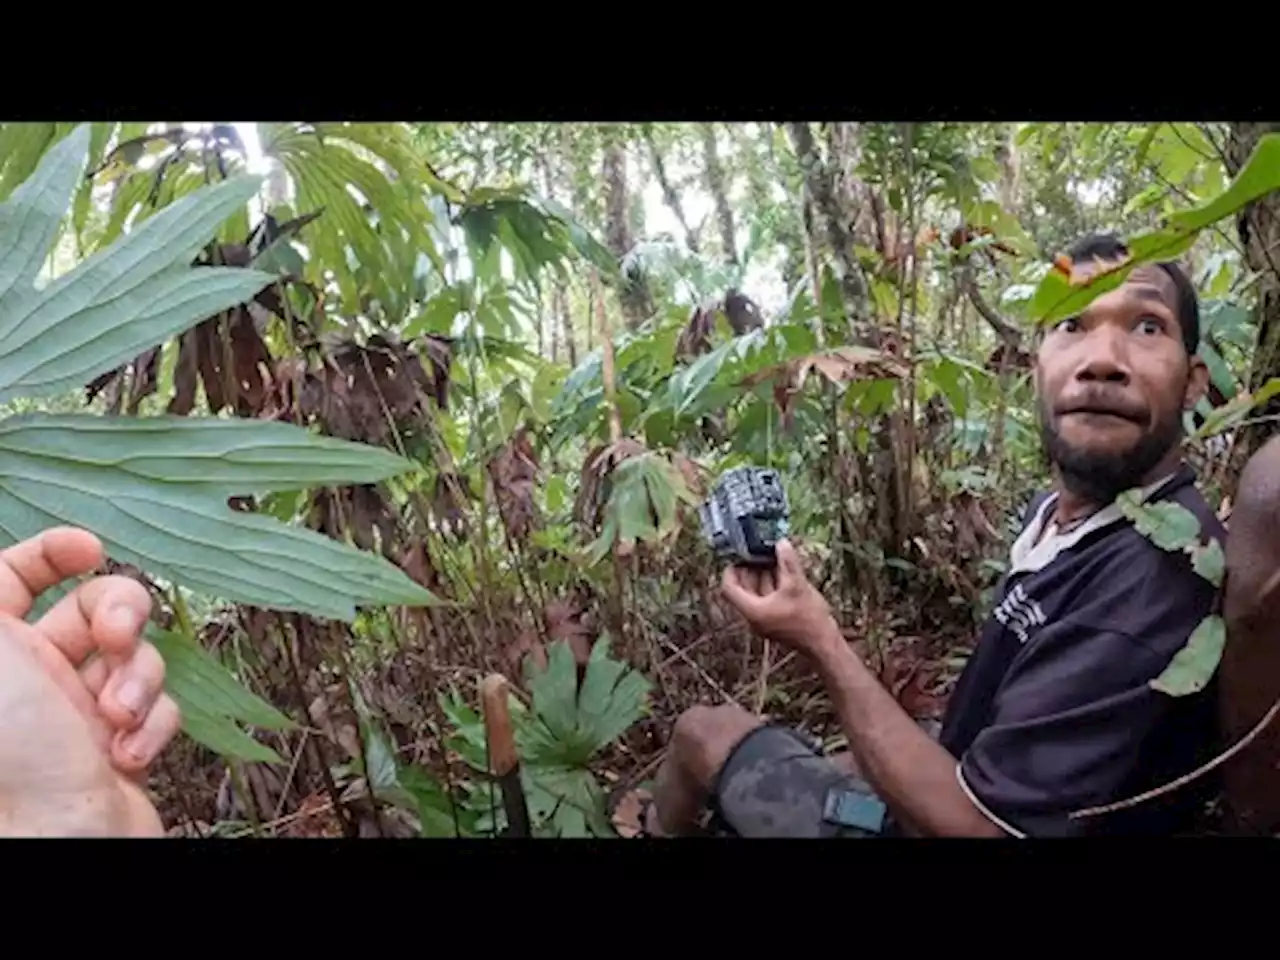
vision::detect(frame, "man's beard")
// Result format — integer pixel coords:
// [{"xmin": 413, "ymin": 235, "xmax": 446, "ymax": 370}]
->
[{"xmin": 1038, "ymin": 398, "xmax": 1183, "ymax": 505}]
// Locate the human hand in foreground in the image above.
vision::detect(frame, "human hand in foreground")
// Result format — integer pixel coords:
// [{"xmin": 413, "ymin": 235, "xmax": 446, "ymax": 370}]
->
[
  {"xmin": 720, "ymin": 540, "xmax": 840, "ymax": 656},
  {"xmin": 0, "ymin": 527, "xmax": 180, "ymax": 836}
]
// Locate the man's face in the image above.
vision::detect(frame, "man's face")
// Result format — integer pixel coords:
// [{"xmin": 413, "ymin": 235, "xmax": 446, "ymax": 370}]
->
[{"xmin": 1033, "ymin": 265, "xmax": 1208, "ymax": 501}]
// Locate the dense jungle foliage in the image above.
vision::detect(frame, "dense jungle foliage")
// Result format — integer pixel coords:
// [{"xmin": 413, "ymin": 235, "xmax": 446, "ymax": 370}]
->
[{"xmin": 0, "ymin": 119, "xmax": 1276, "ymax": 837}]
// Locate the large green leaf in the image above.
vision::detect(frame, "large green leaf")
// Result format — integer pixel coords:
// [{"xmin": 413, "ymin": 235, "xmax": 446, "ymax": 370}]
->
[
  {"xmin": 586, "ymin": 452, "xmax": 697, "ymax": 566},
  {"xmin": 148, "ymin": 626, "xmax": 291, "ymax": 730},
  {"xmin": 576, "ymin": 635, "xmax": 651, "ymax": 751},
  {"xmin": 180, "ymin": 701, "xmax": 283, "ymax": 764},
  {"xmin": 519, "ymin": 638, "xmax": 650, "ymax": 767},
  {"xmin": 0, "ymin": 414, "xmax": 414, "ymax": 494},
  {"xmin": 1190, "ymin": 539, "xmax": 1225, "ymax": 588},
  {"xmin": 0, "ymin": 422, "xmax": 438, "ymax": 619},
  {"xmin": 1151, "ymin": 614, "xmax": 1225, "ymax": 697},
  {"xmin": 616, "ymin": 454, "xmax": 682, "ymax": 539},
  {"xmin": 430, "ymin": 653, "xmax": 648, "ymax": 837},
  {"xmin": 398, "ymin": 762, "xmax": 482, "ymax": 838},
  {"xmin": 1201, "ymin": 299, "xmax": 1254, "ymax": 351},
  {"xmin": 1194, "ymin": 377, "xmax": 1280, "ymax": 439},
  {"xmin": 1166, "ymin": 134, "xmax": 1280, "ymax": 235},
  {"xmin": 148, "ymin": 626, "xmax": 291, "ymax": 764},
  {"xmin": 1198, "ymin": 338, "xmax": 1238, "ymax": 400},
  {"xmin": 0, "ymin": 126, "xmax": 440, "ymax": 621},
  {"xmin": 523, "ymin": 640, "xmax": 581, "ymax": 753},
  {"xmin": 262, "ymin": 122, "xmax": 443, "ymax": 318},
  {"xmin": 1115, "ymin": 490, "xmax": 1202, "ymax": 552},
  {"xmin": 0, "ymin": 125, "xmax": 276, "ymax": 404},
  {"xmin": 1029, "ymin": 229, "xmax": 1198, "ymax": 325},
  {"xmin": 1029, "ymin": 133, "xmax": 1280, "ymax": 324},
  {"xmin": 523, "ymin": 765, "xmax": 616, "ymax": 837},
  {"xmin": 0, "ymin": 123, "xmax": 80, "ymax": 204}
]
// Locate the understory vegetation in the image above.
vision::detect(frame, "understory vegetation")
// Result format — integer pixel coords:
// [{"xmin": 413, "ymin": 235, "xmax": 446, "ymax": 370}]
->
[{"xmin": 0, "ymin": 119, "xmax": 1277, "ymax": 837}]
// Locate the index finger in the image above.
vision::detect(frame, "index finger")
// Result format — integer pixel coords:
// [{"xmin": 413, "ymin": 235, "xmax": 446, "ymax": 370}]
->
[
  {"xmin": 0, "ymin": 527, "xmax": 104, "ymax": 619},
  {"xmin": 36, "ymin": 573, "xmax": 152, "ymax": 666}
]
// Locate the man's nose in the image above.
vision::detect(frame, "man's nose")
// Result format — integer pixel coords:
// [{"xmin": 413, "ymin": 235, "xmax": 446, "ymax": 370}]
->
[{"xmin": 1075, "ymin": 326, "xmax": 1130, "ymax": 383}]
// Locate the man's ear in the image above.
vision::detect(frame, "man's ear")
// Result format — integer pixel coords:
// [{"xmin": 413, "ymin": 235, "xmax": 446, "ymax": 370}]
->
[{"xmin": 1183, "ymin": 354, "xmax": 1210, "ymax": 410}]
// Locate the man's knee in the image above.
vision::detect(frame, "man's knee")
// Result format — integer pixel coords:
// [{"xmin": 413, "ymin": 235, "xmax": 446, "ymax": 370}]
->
[
  {"xmin": 713, "ymin": 724, "xmax": 861, "ymax": 837},
  {"xmin": 670, "ymin": 703, "xmax": 764, "ymax": 789}
]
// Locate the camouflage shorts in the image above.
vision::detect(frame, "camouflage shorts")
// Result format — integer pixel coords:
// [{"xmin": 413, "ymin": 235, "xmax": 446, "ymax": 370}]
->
[{"xmin": 711, "ymin": 724, "xmax": 885, "ymax": 838}]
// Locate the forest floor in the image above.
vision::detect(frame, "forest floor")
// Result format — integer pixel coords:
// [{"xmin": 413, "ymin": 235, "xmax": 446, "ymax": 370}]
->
[{"xmin": 150, "ymin": 597, "xmax": 974, "ymax": 838}]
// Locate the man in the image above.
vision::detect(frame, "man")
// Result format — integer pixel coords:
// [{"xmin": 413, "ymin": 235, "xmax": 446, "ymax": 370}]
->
[
  {"xmin": 1220, "ymin": 433, "xmax": 1280, "ymax": 833},
  {"xmin": 0, "ymin": 527, "xmax": 179, "ymax": 836},
  {"xmin": 614, "ymin": 233, "xmax": 1225, "ymax": 837}
]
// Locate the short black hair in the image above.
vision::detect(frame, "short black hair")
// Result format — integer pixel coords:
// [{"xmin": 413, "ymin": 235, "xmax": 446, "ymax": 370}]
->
[{"xmin": 1064, "ymin": 233, "xmax": 1200, "ymax": 356}]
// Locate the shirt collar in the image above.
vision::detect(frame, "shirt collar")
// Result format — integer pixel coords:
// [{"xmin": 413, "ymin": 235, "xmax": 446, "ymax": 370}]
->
[{"xmin": 1008, "ymin": 468, "xmax": 1184, "ymax": 576}]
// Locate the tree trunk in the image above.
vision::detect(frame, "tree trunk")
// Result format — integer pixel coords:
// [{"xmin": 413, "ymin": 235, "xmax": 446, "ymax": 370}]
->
[
  {"xmin": 602, "ymin": 140, "xmax": 652, "ymax": 331},
  {"xmin": 538, "ymin": 154, "xmax": 574, "ymax": 365},
  {"xmin": 784, "ymin": 122, "xmax": 872, "ymax": 340},
  {"xmin": 699, "ymin": 123, "xmax": 739, "ymax": 266},
  {"xmin": 827, "ymin": 121, "xmax": 882, "ymax": 265},
  {"xmin": 996, "ymin": 126, "xmax": 1021, "ymax": 212},
  {"xmin": 1226, "ymin": 122, "xmax": 1280, "ymax": 460}
]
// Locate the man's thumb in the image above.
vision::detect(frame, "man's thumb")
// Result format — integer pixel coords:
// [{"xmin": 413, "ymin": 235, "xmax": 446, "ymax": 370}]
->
[{"xmin": 775, "ymin": 539, "xmax": 802, "ymax": 576}]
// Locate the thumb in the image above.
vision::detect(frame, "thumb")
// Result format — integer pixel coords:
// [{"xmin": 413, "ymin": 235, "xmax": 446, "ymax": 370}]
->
[{"xmin": 775, "ymin": 540, "xmax": 803, "ymax": 579}]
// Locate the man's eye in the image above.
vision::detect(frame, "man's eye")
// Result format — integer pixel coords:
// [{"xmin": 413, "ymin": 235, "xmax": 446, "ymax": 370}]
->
[
  {"xmin": 1137, "ymin": 317, "xmax": 1162, "ymax": 335},
  {"xmin": 1056, "ymin": 317, "xmax": 1079, "ymax": 333}
]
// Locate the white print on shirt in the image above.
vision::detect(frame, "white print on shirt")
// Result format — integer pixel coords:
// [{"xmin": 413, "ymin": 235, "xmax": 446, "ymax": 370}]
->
[{"xmin": 992, "ymin": 581, "xmax": 1046, "ymax": 644}]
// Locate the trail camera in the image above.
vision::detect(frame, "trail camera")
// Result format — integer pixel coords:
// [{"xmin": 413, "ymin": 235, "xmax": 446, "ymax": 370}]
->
[{"xmin": 699, "ymin": 466, "xmax": 790, "ymax": 567}]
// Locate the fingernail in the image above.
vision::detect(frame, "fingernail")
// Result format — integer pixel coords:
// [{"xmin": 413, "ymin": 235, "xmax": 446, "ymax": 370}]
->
[
  {"xmin": 113, "ymin": 678, "xmax": 147, "ymax": 717},
  {"xmin": 108, "ymin": 604, "xmax": 143, "ymax": 634},
  {"xmin": 121, "ymin": 729, "xmax": 151, "ymax": 764}
]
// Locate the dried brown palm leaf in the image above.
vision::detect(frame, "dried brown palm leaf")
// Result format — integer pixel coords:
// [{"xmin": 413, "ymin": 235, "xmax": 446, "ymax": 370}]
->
[{"xmin": 488, "ymin": 427, "xmax": 541, "ymax": 543}]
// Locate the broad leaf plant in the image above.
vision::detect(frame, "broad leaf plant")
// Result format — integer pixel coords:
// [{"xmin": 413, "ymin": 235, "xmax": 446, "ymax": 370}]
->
[{"xmin": 0, "ymin": 126, "xmax": 439, "ymax": 760}]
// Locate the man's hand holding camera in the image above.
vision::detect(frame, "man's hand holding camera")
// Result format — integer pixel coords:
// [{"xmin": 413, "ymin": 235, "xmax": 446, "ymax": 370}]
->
[
  {"xmin": 720, "ymin": 540, "xmax": 843, "ymax": 659},
  {"xmin": 720, "ymin": 536, "xmax": 1006, "ymax": 837}
]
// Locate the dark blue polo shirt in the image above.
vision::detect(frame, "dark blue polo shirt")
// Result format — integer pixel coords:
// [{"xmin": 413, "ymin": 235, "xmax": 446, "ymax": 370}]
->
[{"xmin": 933, "ymin": 464, "xmax": 1223, "ymax": 836}]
